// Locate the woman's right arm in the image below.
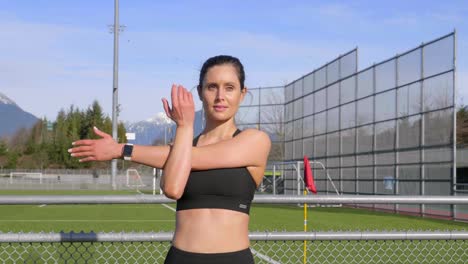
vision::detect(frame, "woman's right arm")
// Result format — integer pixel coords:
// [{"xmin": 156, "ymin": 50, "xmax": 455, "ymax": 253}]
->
[
  {"xmin": 70, "ymin": 84, "xmax": 191, "ymax": 170},
  {"xmin": 70, "ymin": 84, "xmax": 195, "ymax": 200},
  {"xmin": 70, "ymin": 126, "xmax": 171, "ymax": 169}
]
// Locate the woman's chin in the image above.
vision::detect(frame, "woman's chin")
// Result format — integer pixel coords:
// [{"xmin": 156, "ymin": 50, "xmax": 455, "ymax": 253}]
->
[{"xmin": 206, "ymin": 112, "xmax": 234, "ymax": 123}]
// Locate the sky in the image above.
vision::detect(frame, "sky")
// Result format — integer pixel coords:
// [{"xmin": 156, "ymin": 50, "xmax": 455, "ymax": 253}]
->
[{"xmin": 1, "ymin": 0, "xmax": 467, "ymax": 123}]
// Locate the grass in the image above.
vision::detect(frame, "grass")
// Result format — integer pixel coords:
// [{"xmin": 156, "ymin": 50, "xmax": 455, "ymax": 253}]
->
[
  {"xmin": 0, "ymin": 189, "xmax": 138, "ymax": 195},
  {"xmin": 0, "ymin": 190, "xmax": 467, "ymax": 263},
  {"xmin": 0, "ymin": 190, "xmax": 466, "ymax": 233}
]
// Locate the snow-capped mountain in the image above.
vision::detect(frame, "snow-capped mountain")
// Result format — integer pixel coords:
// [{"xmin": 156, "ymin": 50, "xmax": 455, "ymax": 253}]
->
[
  {"xmin": 145, "ymin": 112, "xmax": 173, "ymax": 125},
  {"xmin": 0, "ymin": 92, "xmax": 39, "ymax": 138},
  {"xmin": 124, "ymin": 110, "xmax": 205, "ymax": 145},
  {"xmin": 0, "ymin": 93, "xmax": 17, "ymax": 106},
  {"xmin": 124, "ymin": 112, "xmax": 175, "ymax": 145}
]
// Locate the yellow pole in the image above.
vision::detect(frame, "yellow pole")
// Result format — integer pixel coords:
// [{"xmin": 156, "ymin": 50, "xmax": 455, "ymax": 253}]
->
[{"xmin": 303, "ymin": 189, "xmax": 307, "ymax": 264}]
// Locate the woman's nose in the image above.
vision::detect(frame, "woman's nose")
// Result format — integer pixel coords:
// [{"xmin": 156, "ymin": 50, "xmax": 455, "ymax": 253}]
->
[{"xmin": 216, "ymin": 88, "xmax": 225, "ymax": 100}]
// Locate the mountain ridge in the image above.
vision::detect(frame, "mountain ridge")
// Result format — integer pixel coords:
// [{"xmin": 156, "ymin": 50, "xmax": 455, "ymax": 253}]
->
[{"xmin": 0, "ymin": 92, "xmax": 39, "ymax": 138}]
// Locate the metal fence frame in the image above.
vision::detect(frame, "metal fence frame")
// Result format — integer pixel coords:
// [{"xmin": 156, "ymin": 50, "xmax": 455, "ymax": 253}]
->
[
  {"xmin": 1, "ymin": 195, "xmax": 467, "ymax": 263},
  {"xmin": 1, "ymin": 230, "xmax": 467, "ymax": 243},
  {"xmin": 1, "ymin": 231, "xmax": 467, "ymax": 264},
  {"xmin": 1, "ymin": 195, "xmax": 468, "ymax": 205}
]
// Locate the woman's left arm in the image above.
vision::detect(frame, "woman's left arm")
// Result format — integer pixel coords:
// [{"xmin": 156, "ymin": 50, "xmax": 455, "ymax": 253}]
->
[{"xmin": 159, "ymin": 85, "xmax": 195, "ymax": 200}]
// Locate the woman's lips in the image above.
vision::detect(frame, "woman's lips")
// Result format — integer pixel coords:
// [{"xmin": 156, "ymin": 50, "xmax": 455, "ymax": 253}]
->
[{"xmin": 213, "ymin": 106, "xmax": 227, "ymax": 112}]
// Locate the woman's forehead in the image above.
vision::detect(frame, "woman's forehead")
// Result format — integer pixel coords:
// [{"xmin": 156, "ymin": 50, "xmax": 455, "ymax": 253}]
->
[{"xmin": 204, "ymin": 64, "xmax": 239, "ymax": 84}]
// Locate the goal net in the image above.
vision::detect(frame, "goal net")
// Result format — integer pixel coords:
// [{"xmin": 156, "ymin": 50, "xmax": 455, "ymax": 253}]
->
[
  {"xmin": 125, "ymin": 169, "xmax": 145, "ymax": 190},
  {"xmin": 9, "ymin": 172, "xmax": 43, "ymax": 184}
]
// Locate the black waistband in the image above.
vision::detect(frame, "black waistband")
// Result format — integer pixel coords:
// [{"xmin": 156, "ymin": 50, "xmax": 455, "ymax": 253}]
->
[
  {"xmin": 165, "ymin": 246, "xmax": 254, "ymax": 264},
  {"xmin": 169, "ymin": 245, "xmax": 251, "ymax": 257}
]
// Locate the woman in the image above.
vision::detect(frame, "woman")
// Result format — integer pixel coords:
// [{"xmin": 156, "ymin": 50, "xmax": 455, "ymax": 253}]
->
[{"xmin": 69, "ymin": 55, "xmax": 271, "ymax": 263}]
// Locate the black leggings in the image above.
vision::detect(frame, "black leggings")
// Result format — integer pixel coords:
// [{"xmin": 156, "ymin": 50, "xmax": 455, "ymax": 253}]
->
[{"xmin": 164, "ymin": 245, "xmax": 255, "ymax": 264}]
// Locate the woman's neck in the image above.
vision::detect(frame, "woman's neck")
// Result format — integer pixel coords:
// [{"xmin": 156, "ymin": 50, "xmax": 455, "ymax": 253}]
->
[{"xmin": 201, "ymin": 118, "xmax": 237, "ymax": 140}]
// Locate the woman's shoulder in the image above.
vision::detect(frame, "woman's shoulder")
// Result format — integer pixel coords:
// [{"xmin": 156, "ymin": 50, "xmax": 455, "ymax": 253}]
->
[{"xmin": 236, "ymin": 128, "xmax": 271, "ymax": 144}]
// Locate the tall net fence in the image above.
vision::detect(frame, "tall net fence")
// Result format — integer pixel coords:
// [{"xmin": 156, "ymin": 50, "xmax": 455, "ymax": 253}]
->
[
  {"xmin": 1, "ymin": 231, "xmax": 467, "ymax": 264},
  {"xmin": 233, "ymin": 32, "xmax": 465, "ymax": 221}
]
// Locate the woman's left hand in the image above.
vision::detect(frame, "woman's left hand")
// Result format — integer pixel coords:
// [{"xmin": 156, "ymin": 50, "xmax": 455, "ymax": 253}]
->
[{"xmin": 161, "ymin": 84, "xmax": 195, "ymax": 128}]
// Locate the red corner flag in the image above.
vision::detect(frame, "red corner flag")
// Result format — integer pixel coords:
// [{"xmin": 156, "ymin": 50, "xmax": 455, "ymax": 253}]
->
[{"xmin": 304, "ymin": 156, "xmax": 317, "ymax": 194}]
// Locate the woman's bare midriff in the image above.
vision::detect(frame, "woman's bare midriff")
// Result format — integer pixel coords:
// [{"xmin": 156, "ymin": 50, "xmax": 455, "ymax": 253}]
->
[{"xmin": 172, "ymin": 208, "xmax": 250, "ymax": 253}]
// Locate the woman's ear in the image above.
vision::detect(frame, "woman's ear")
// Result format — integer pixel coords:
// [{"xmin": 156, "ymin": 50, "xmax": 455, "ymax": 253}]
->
[{"xmin": 240, "ymin": 87, "xmax": 248, "ymax": 102}]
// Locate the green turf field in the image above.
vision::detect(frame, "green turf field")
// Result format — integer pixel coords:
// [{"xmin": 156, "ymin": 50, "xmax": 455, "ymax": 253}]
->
[
  {"xmin": 0, "ymin": 190, "xmax": 467, "ymax": 264},
  {"xmin": 0, "ymin": 190, "xmax": 466, "ymax": 233}
]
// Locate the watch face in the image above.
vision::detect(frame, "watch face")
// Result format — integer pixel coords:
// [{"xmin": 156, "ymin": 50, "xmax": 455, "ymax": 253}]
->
[{"xmin": 123, "ymin": 144, "xmax": 133, "ymax": 157}]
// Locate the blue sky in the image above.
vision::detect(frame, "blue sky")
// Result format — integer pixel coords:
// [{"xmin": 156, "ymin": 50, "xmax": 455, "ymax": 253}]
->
[{"xmin": 1, "ymin": 0, "xmax": 467, "ymax": 122}]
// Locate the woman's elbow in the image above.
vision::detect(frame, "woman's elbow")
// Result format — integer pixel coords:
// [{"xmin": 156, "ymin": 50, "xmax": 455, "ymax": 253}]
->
[{"xmin": 162, "ymin": 185, "xmax": 184, "ymax": 200}]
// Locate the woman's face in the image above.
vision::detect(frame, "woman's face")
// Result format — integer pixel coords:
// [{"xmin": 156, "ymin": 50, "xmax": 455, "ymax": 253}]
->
[{"xmin": 199, "ymin": 64, "xmax": 246, "ymax": 122}]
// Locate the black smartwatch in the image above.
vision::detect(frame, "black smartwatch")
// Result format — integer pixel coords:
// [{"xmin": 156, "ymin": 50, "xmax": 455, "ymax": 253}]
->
[{"xmin": 122, "ymin": 144, "xmax": 134, "ymax": 161}]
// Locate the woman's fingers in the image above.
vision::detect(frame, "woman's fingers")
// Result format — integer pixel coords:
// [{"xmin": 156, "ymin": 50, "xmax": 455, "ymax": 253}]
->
[
  {"xmin": 71, "ymin": 151, "xmax": 94, "ymax": 158},
  {"xmin": 78, "ymin": 157, "xmax": 97, "ymax": 163},
  {"xmin": 163, "ymin": 83, "xmax": 194, "ymax": 126},
  {"xmin": 171, "ymin": 84, "xmax": 178, "ymax": 109},
  {"xmin": 93, "ymin": 126, "xmax": 111, "ymax": 139},
  {"xmin": 162, "ymin": 98, "xmax": 172, "ymax": 119},
  {"xmin": 179, "ymin": 84, "xmax": 186, "ymax": 102},
  {"xmin": 72, "ymin": 139, "xmax": 94, "ymax": 147},
  {"xmin": 187, "ymin": 89, "xmax": 193, "ymax": 104},
  {"xmin": 69, "ymin": 145, "xmax": 93, "ymax": 153}
]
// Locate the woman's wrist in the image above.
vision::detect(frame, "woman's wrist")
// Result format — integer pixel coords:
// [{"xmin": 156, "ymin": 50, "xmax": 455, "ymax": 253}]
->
[
  {"xmin": 176, "ymin": 123, "xmax": 194, "ymax": 130},
  {"xmin": 116, "ymin": 143, "xmax": 125, "ymax": 159}
]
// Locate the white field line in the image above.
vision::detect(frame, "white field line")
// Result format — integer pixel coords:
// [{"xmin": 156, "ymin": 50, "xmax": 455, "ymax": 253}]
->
[
  {"xmin": 0, "ymin": 219, "xmax": 175, "ymax": 222},
  {"xmin": 251, "ymin": 248, "xmax": 282, "ymax": 264},
  {"xmin": 34, "ymin": 206, "xmax": 169, "ymax": 209},
  {"xmin": 162, "ymin": 204, "xmax": 176, "ymax": 212}
]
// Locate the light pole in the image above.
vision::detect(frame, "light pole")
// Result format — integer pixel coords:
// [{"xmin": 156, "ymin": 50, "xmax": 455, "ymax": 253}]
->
[{"xmin": 111, "ymin": 0, "xmax": 120, "ymax": 190}]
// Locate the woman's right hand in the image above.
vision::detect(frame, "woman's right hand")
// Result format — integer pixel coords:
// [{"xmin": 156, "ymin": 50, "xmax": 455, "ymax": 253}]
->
[
  {"xmin": 68, "ymin": 127, "xmax": 123, "ymax": 162},
  {"xmin": 161, "ymin": 84, "xmax": 195, "ymax": 128}
]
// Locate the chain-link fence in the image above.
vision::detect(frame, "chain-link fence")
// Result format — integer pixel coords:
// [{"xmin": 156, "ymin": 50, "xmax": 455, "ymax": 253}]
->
[
  {"xmin": 1, "ymin": 195, "xmax": 467, "ymax": 263},
  {"xmin": 0, "ymin": 168, "xmax": 158, "ymax": 192},
  {"xmin": 1, "ymin": 231, "xmax": 467, "ymax": 264}
]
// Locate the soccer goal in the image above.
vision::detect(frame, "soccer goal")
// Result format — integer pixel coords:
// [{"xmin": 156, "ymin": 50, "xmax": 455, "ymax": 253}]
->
[
  {"xmin": 9, "ymin": 172, "xmax": 43, "ymax": 184},
  {"xmin": 126, "ymin": 169, "xmax": 145, "ymax": 190}
]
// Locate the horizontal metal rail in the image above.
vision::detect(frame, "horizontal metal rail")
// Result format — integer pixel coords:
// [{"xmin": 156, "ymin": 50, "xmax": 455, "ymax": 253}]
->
[
  {"xmin": 1, "ymin": 231, "xmax": 467, "ymax": 243},
  {"xmin": 0, "ymin": 195, "xmax": 468, "ymax": 205}
]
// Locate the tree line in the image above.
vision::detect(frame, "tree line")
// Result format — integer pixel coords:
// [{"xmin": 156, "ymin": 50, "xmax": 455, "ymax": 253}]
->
[
  {"xmin": 457, "ymin": 105, "xmax": 468, "ymax": 146},
  {"xmin": 0, "ymin": 101, "xmax": 126, "ymax": 169},
  {"xmin": 0, "ymin": 101, "xmax": 467, "ymax": 170}
]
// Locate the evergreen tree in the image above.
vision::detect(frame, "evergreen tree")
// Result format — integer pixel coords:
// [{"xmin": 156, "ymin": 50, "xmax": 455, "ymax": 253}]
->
[
  {"xmin": 53, "ymin": 109, "xmax": 69, "ymax": 166},
  {"xmin": 118, "ymin": 122, "xmax": 127, "ymax": 143},
  {"xmin": 84, "ymin": 100, "xmax": 105, "ymax": 139},
  {"xmin": 5, "ymin": 151, "xmax": 19, "ymax": 169},
  {"xmin": 7, "ymin": 100, "xmax": 126, "ymax": 169},
  {"xmin": 457, "ymin": 105, "xmax": 468, "ymax": 145},
  {"xmin": 0, "ymin": 139, "xmax": 7, "ymax": 156}
]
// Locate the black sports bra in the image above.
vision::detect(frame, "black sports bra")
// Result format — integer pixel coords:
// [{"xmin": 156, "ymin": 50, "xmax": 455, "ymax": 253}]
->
[{"xmin": 176, "ymin": 129, "xmax": 257, "ymax": 214}]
